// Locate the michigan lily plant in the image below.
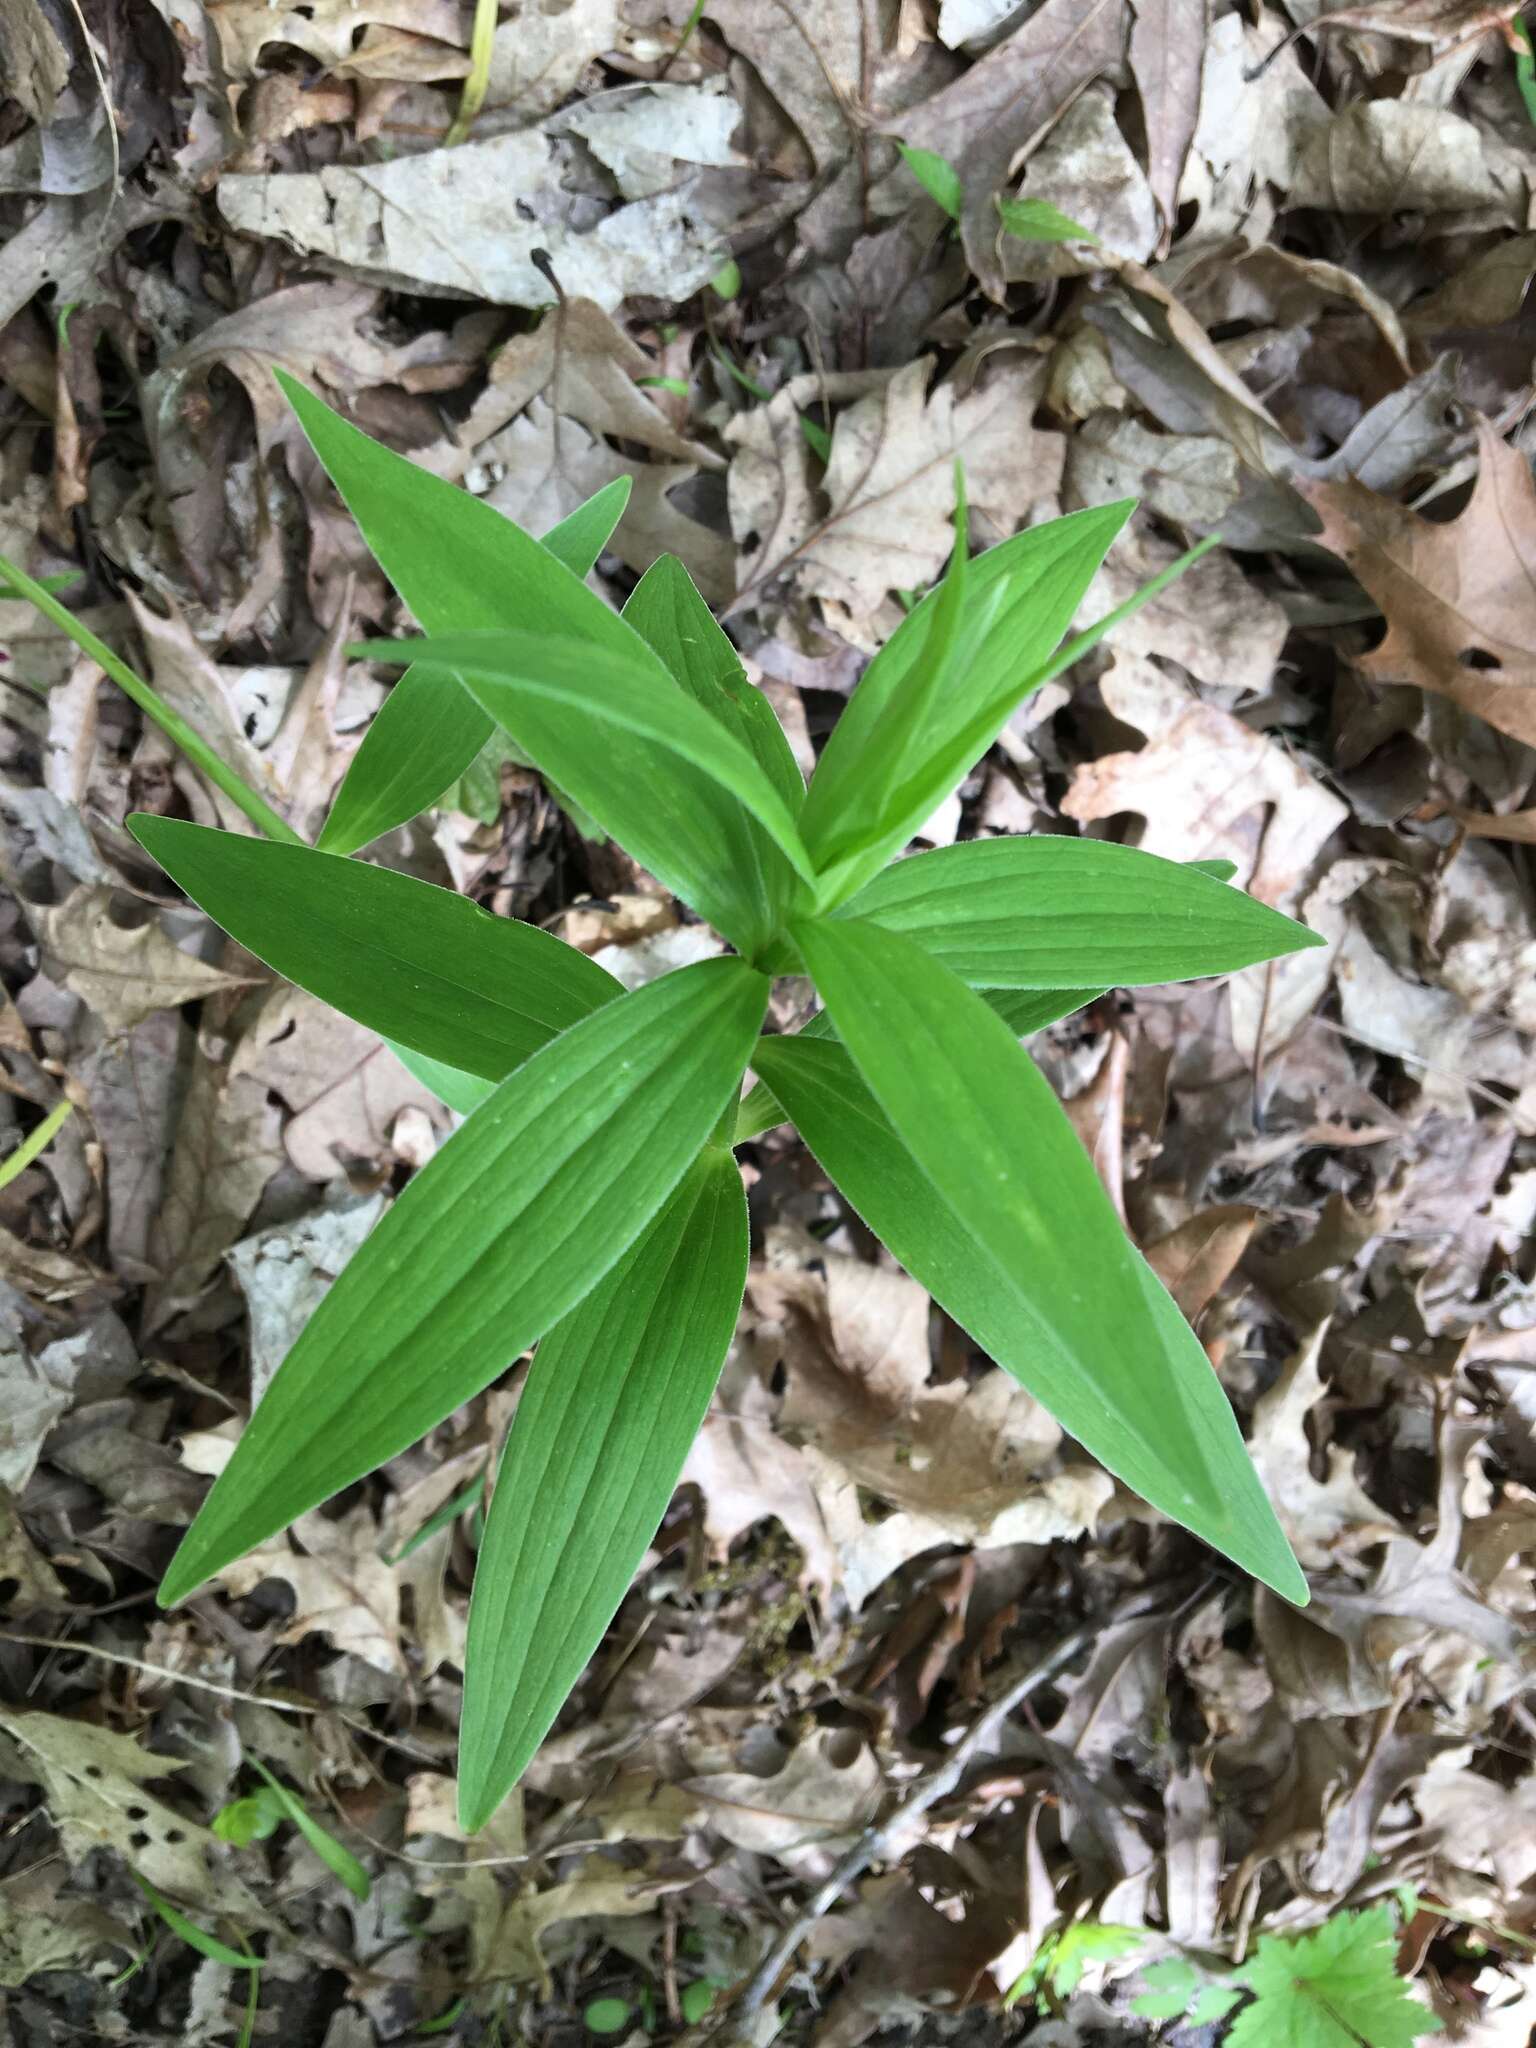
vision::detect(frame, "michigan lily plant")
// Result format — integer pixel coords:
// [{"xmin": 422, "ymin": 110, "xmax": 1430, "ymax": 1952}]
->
[{"xmin": 4, "ymin": 373, "xmax": 1319, "ymax": 1830}]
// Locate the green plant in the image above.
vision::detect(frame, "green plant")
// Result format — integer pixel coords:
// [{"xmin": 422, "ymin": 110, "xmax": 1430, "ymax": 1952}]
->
[
  {"xmin": 4, "ymin": 374, "xmax": 1320, "ymax": 1832},
  {"xmin": 1003, "ymin": 1920, "xmax": 1144, "ymax": 2012},
  {"xmin": 1131, "ymin": 1909, "xmax": 1441, "ymax": 2045}
]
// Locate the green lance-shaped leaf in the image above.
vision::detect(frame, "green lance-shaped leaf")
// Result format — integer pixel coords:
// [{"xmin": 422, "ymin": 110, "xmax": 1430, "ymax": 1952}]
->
[
  {"xmin": 776, "ymin": 916, "xmax": 1306, "ymax": 1602},
  {"xmin": 621, "ymin": 554, "xmax": 807, "ymax": 940},
  {"xmin": 359, "ymin": 631, "xmax": 817, "ymax": 950},
  {"xmin": 159, "ymin": 956, "xmax": 768, "ymax": 1606},
  {"xmin": 623, "ymin": 554, "xmax": 806, "ymax": 811},
  {"xmin": 281, "ymin": 359, "xmax": 633, "ymax": 857},
  {"xmin": 799, "ymin": 500, "xmax": 1133, "ymax": 907},
  {"xmin": 841, "ymin": 837, "xmax": 1323, "ymax": 988},
  {"xmin": 319, "ymin": 476, "xmax": 632, "ymax": 856},
  {"xmin": 460, "ymin": 1146, "xmax": 747, "ymax": 1827},
  {"xmin": 733, "ymin": 985, "xmax": 1102, "ymax": 1144},
  {"xmin": 129, "ymin": 817, "xmax": 622, "ymax": 1082}
]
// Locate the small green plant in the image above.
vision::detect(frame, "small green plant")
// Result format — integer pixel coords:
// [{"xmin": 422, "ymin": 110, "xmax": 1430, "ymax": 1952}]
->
[
  {"xmin": 1132, "ymin": 1908, "xmax": 1441, "ymax": 2045},
  {"xmin": 211, "ymin": 1759, "xmax": 370, "ymax": 1901},
  {"xmin": 3, "ymin": 372, "xmax": 1320, "ymax": 1831},
  {"xmin": 1003, "ymin": 1920, "xmax": 1143, "ymax": 2012}
]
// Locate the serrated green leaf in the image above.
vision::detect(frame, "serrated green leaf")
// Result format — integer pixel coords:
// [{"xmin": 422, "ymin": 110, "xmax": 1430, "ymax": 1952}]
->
[
  {"xmin": 460, "ymin": 1146, "xmax": 746, "ymax": 1826},
  {"xmin": 761, "ymin": 919, "xmax": 1307, "ymax": 1602},
  {"xmin": 897, "ymin": 142, "xmax": 963, "ymax": 220},
  {"xmin": 132, "ymin": 1876, "xmax": 260, "ymax": 1969},
  {"xmin": 128, "ymin": 817, "xmax": 622, "ymax": 1083},
  {"xmin": 840, "ymin": 837, "xmax": 1322, "ymax": 987},
  {"xmin": 361, "ymin": 629, "xmax": 815, "ymax": 950},
  {"xmin": 273, "ymin": 368, "xmax": 631, "ymax": 854},
  {"xmin": 1230, "ymin": 1910, "xmax": 1441, "ymax": 2048},
  {"xmin": 159, "ymin": 956, "xmax": 767, "ymax": 1607},
  {"xmin": 799, "ymin": 503, "xmax": 1133, "ymax": 906},
  {"xmin": 246, "ymin": 1759, "xmax": 370, "ymax": 1902},
  {"xmin": 1191, "ymin": 1984, "xmax": 1243, "ymax": 2026}
]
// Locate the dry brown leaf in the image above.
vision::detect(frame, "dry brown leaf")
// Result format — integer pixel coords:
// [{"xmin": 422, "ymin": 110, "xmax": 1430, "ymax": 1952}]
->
[
  {"xmin": 489, "ymin": 1853, "xmax": 666, "ymax": 1993},
  {"xmin": 218, "ymin": 132, "xmax": 734, "ymax": 312},
  {"xmin": 32, "ymin": 888, "xmax": 257, "ymax": 1035},
  {"xmin": 1301, "ymin": 0, "xmax": 1521, "ymax": 46},
  {"xmin": 1129, "ymin": 0, "xmax": 1206, "ymax": 251},
  {"xmin": 210, "ymin": 1504, "xmax": 405, "ymax": 1676},
  {"xmin": 732, "ymin": 354, "xmax": 1064, "ymax": 617},
  {"xmin": 1246, "ymin": 1324, "xmax": 1399, "ymax": 1571},
  {"xmin": 685, "ymin": 1728, "xmax": 883, "ymax": 1865},
  {"xmin": 227, "ymin": 1194, "xmax": 387, "ymax": 1404},
  {"xmin": 1289, "ymin": 101, "xmax": 1524, "ymax": 217},
  {"xmin": 0, "ymin": 1709, "xmax": 265, "ymax": 1915},
  {"xmin": 142, "ymin": 1028, "xmax": 285, "ymax": 1335},
  {"xmin": 484, "ymin": 0, "xmax": 618, "ymax": 122},
  {"xmin": 451, "ymin": 296, "xmax": 720, "ymax": 467},
  {"xmin": 704, "ymin": 0, "xmax": 862, "ymax": 175},
  {"xmin": 0, "ymin": 1489, "xmax": 64, "ymax": 1607},
  {"xmin": 210, "ymin": 0, "xmax": 462, "ymax": 79},
  {"xmin": 1144, "ymin": 1205, "xmax": 1259, "ymax": 1323},
  {"xmin": 892, "ymin": 0, "xmax": 1127, "ymax": 299},
  {"xmin": 1303, "ymin": 422, "xmax": 1536, "ymax": 751},
  {"xmin": 1063, "ymin": 658, "xmax": 1347, "ymax": 908},
  {"xmin": 556, "ymin": 78, "xmax": 744, "ymax": 200},
  {"xmin": 0, "ymin": 0, "xmax": 71, "ymax": 126},
  {"xmin": 1066, "ymin": 413, "xmax": 1240, "ymax": 529},
  {"xmin": 999, "ymin": 88, "xmax": 1158, "ymax": 282},
  {"xmin": 232, "ymin": 987, "xmax": 450, "ymax": 1182}
]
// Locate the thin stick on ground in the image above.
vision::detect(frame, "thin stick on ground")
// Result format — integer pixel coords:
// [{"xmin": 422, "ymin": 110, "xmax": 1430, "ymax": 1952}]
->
[{"xmin": 721, "ymin": 1597, "xmax": 1158, "ymax": 2025}]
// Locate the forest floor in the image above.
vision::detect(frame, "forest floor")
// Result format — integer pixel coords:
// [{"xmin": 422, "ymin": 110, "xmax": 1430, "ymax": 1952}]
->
[{"xmin": 2, "ymin": 2, "xmax": 1536, "ymax": 2044}]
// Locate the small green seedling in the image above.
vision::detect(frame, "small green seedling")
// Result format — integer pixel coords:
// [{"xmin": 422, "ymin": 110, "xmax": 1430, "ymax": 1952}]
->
[
  {"xmin": 213, "ymin": 1761, "xmax": 369, "ymax": 1901},
  {"xmin": 1003, "ymin": 1920, "xmax": 1143, "ymax": 2013},
  {"xmin": 4, "ymin": 371, "xmax": 1321, "ymax": 1833},
  {"xmin": 997, "ymin": 194, "xmax": 1099, "ymax": 245},
  {"xmin": 897, "ymin": 142, "xmax": 964, "ymax": 222}
]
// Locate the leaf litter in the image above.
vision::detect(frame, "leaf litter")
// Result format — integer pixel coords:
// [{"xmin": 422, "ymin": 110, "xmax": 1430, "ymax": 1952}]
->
[{"xmin": 2, "ymin": 1, "xmax": 1536, "ymax": 2043}]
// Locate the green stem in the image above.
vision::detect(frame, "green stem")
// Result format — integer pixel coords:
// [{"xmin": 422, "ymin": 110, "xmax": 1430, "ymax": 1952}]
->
[
  {"xmin": 445, "ymin": 0, "xmax": 497, "ymax": 146},
  {"xmin": 0, "ymin": 1098, "xmax": 73, "ymax": 1192},
  {"xmin": 0, "ymin": 550, "xmax": 301, "ymax": 846}
]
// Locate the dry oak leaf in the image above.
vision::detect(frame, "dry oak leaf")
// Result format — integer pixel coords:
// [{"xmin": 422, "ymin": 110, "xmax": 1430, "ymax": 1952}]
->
[
  {"xmin": 32, "ymin": 888, "xmax": 257, "ymax": 1034},
  {"xmin": 1303, "ymin": 422, "xmax": 1536, "ymax": 751},
  {"xmin": 732, "ymin": 354, "xmax": 1064, "ymax": 617},
  {"xmin": 684, "ymin": 1728, "xmax": 883, "ymax": 1865},
  {"xmin": 1246, "ymin": 1323, "xmax": 1397, "ymax": 1571},
  {"xmin": 209, "ymin": 1503, "xmax": 405, "ymax": 1676},
  {"xmin": 0, "ymin": 1709, "xmax": 265, "ymax": 1916}
]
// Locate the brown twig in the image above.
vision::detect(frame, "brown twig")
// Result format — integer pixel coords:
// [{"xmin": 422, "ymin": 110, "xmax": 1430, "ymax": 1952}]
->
[{"xmin": 719, "ymin": 1599, "xmax": 1149, "ymax": 2026}]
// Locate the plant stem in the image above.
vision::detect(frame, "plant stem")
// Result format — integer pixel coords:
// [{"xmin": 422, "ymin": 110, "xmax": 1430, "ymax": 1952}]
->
[
  {"xmin": 445, "ymin": 0, "xmax": 498, "ymax": 146},
  {"xmin": 0, "ymin": 550, "xmax": 301, "ymax": 846},
  {"xmin": 0, "ymin": 1099, "xmax": 73, "ymax": 1192}
]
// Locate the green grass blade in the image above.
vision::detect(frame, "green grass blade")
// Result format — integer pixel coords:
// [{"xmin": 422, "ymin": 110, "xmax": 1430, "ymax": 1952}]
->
[
  {"xmin": 132, "ymin": 1876, "xmax": 260, "ymax": 1969},
  {"xmin": 129, "ymin": 817, "xmax": 621, "ymax": 1083},
  {"xmin": 317, "ymin": 475, "xmax": 631, "ymax": 855},
  {"xmin": 779, "ymin": 917, "xmax": 1306, "ymax": 1602},
  {"xmin": 159, "ymin": 956, "xmax": 768, "ymax": 1606},
  {"xmin": 362, "ymin": 631, "xmax": 818, "ymax": 935},
  {"xmin": 246, "ymin": 1760, "xmax": 370, "ymax": 1902},
  {"xmin": 799, "ymin": 503, "xmax": 1132, "ymax": 906},
  {"xmin": 460, "ymin": 1146, "xmax": 747, "ymax": 1826},
  {"xmin": 0, "ymin": 550, "xmax": 301, "ymax": 847},
  {"xmin": 0, "ymin": 1098, "xmax": 73, "ymax": 1191},
  {"xmin": 841, "ymin": 837, "xmax": 1322, "ymax": 987}
]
